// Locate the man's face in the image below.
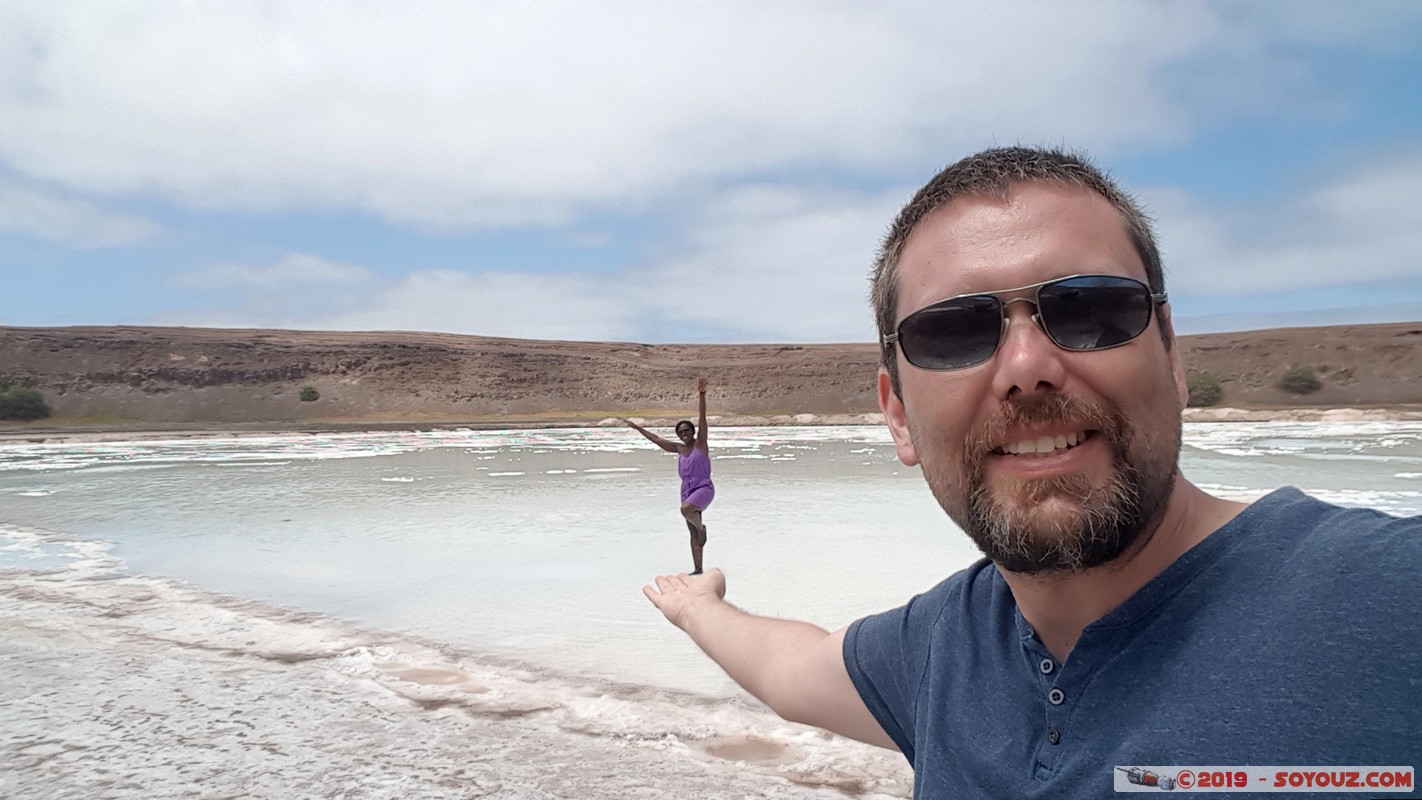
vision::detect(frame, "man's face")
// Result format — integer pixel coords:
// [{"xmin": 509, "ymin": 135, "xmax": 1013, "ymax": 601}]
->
[{"xmin": 878, "ymin": 183, "xmax": 1187, "ymax": 574}]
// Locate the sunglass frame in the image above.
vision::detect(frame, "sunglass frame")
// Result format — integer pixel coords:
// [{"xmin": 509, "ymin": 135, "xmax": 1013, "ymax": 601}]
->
[{"xmin": 883, "ymin": 273, "xmax": 1168, "ymax": 371}]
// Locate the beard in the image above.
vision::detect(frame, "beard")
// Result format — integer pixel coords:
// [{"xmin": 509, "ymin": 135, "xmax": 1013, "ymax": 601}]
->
[{"xmin": 920, "ymin": 392, "xmax": 1179, "ymax": 575}]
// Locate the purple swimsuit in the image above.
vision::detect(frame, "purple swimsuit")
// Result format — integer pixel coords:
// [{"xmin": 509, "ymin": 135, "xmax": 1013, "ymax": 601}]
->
[{"xmin": 678, "ymin": 447, "xmax": 715, "ymax": 510}]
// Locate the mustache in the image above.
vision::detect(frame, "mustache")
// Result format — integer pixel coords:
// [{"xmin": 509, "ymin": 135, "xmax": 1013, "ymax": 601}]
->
[{"xmin": 965, "ymin": 393, "xmax": 1121, "ymax": 456}]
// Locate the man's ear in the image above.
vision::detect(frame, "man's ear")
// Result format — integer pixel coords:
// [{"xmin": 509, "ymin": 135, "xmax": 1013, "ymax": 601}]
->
[
  {"xmin": 878, "ymin": 368, "xmax": 920, "ymax": 467},
  {"xmin": 1160, "ymin": 306, "xmax": 1188, "ymax": 408}
]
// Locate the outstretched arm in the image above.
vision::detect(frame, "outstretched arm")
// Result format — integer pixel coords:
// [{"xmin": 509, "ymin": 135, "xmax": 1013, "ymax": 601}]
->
[
  {"xmin": 622, "ymin": 418, "xmax": 679, "ymax": 453},
  {"xmin": 643, "ymin": 569, "xmax": 894, "ymax": 749},
  {"xmin": 695, "ymin": 378, "xmax": 709, "ymax": 451}
]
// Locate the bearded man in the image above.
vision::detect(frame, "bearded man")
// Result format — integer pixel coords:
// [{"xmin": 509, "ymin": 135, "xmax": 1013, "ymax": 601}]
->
[{"xmin": 644, "ymin": 146, "xmax": 1421, "ymax": 798}]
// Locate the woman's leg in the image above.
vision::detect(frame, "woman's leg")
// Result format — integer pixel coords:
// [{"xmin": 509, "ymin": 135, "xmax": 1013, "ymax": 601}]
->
[{"xmin": 681, "ymin": 502, "xmax": 705, "ymax": 574}]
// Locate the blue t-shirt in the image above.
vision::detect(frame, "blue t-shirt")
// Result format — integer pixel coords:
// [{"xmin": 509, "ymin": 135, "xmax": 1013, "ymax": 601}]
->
[{"xmin": 844, "ymin": 488, "xmax": 1422, "ymax": 798}]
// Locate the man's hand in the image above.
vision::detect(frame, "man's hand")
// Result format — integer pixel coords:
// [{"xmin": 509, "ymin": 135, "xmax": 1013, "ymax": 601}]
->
[
  {"xmin": 639, "ymin": 566, "xmax": 895, "ymax": 749},
  {"xmin": 643, "ymin": 568, "xmax": 727, "ymax": 630},
  {"xmin": 697, "ymin": 377, "xmax": 708, "ymax": 394}
]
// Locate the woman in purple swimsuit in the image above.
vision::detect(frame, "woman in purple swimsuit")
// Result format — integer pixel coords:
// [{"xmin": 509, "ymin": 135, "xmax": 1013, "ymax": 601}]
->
[{"xmin": 623, "ymin": 378, "xmax": 714, "ymax": 574}]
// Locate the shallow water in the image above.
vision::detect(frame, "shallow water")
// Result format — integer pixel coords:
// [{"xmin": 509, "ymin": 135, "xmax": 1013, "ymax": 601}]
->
[{"xmin": 2, "ymin": 422, "xmax": 1420, "ymax": 798}]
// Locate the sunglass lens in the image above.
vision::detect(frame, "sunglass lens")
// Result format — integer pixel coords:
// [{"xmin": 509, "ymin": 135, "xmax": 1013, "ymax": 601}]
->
[
  {"xmin": 1038, "ymin": 276, "xmax": 1152, "ymax": 350},
  {"xmin": 897, "ymin": 296, "xmax": 1003, "ymax": 369}
]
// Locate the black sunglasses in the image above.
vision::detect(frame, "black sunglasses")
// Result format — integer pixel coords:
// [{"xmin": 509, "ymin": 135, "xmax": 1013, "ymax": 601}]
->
[{"xmin": 884, "ymin": 274, "xmax": 1167, "ymax": 371}]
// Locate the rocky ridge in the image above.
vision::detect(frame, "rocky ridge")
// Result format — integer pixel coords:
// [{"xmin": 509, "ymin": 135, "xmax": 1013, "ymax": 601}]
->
[{"xmin": 2, "ymin": 322, "xmax": 1420, "ymax": 430}]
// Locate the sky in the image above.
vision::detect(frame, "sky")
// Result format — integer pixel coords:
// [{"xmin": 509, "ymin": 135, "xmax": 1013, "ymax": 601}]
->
[{"xmin": 2, "ymin": 2, "xmax": 1421, "ymax": 345}]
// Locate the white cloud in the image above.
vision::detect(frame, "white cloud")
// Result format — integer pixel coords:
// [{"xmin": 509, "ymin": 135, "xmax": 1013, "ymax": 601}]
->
[
  {"xmin": 624, "ymin": 183, "xmax": 903, "ymax": 342},
  {"xmin": 24, "ymin": 2, "xmax": 1413, "ymax": 339},
  {"xmin": 153, "ymin": 146, "xmax": 1422, "ymax": 343},
  {"xmin": 154, "ymin": 184, "xmax": 902, "ymax": 343},
  {"xmin": 161, "ymin": 261, "xmax": 640, "ymax": 341},
  {"xmin": 1149, "ymin": 149, "xmax": 1422, "ymax": 298},
  {"xmin": 172, "ymin": 254, "xmax": 375, "ymax": 291},
  {"xmin": 2, "ymin": 2, "xmax": 1415, "ymax": 230},
  {"xmin": 0, "ymin": 181, "xmax": 162, "ymax": 247},
  {"xmin": 303, "ymin": 270, "xmax": 639, "ymax": 341}
]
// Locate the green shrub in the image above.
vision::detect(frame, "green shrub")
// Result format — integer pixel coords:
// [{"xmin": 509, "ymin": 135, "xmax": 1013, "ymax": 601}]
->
[
  {"xmin": 1278, "ymin": 365, "xmax": 1322, "ymax": 395},
  {"xmin": 0, "ymin": 383, "xmax": 51, "ymax": 421},
  {"xmin": 298, "ymin": 386, "xmax": 320, "ymax": 402},
  {"xmin": 1186, "ymin": 372, "xmax": 1224, "ymax": 407}
]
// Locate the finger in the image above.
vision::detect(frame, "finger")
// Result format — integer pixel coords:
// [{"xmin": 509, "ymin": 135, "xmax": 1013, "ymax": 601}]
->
[
  {"xmin": 654, "ymin": 574, "xmax": 678, "ymax": 592},
  {"xmin": 642, "ymin": 584, "xmax": 662, "ymax": 605}
]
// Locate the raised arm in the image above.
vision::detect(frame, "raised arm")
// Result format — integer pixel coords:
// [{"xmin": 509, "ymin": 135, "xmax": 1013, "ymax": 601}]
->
[
  {"xmin": 643, "ymin": 569, "xmax": 894, "ymax": 750},
  {"xmin": 695, "ymin": 378, "xmax": 709, "ymax": 451},
  {"xmin": 622, "ymin": 418, "xmax": 679, "ymax": 453}
]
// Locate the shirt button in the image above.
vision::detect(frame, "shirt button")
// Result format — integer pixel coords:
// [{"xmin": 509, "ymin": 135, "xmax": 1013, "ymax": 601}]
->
[
  {"xmin": 1047, "ymin": 727, "xmax": 1061, "ymax": 745},
  {"xmin": 1048, "ymin": 688, "xmax": 1065, "ymax": 705},
  {"xmin": 1039, "ymin": 658, "xmax": 1055, "ymax": 675}
]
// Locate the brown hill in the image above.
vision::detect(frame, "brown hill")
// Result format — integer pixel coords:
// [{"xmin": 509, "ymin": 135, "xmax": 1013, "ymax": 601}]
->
[{"xmin": 2, "ymin": 322, "xmax": 1420, "ymax": 431}]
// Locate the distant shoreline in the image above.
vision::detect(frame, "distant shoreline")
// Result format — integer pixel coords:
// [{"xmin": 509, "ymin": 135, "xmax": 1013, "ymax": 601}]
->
[
  {"xmin": 5, "ymin": 322, "xmax": 1419, "ymax": 425},
  {"xmin": 4, "ymin": 406, "xmax": 1421, "ymax": 445}
]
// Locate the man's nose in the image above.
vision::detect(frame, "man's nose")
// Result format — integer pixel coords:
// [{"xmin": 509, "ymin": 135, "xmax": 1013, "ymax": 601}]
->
[{"xmin": 989, "ymin": 301, "xmax": 1068, "ymax": 401}]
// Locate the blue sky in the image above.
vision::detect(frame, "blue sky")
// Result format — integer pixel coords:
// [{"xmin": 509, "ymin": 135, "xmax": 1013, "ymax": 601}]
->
[{"xmin": 2, "ymin": 2, "xmax": 1421, "ymax": 344}]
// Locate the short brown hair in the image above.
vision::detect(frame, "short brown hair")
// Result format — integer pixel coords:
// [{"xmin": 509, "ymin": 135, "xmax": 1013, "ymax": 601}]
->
[{"xmin": 870, "ymin": 146, "xmax": 1165, "ymax": 393}]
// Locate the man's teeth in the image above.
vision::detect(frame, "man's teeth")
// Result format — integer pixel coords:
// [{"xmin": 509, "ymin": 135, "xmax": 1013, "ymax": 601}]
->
[{"xmin": 1002, "ymin": 432, "xmax": 1082, "ymax": 455}]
